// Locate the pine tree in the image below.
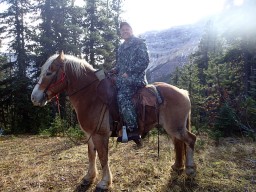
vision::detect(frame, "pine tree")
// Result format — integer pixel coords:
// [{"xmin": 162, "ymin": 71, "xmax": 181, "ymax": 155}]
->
[
  {"xmin": 220, "ymin": 0, "xmax": 256, "ymax": 95},
  {"xmin": 0, "ymin": 55, "xmax": 9, "ymax": 131},
  {"xmin": 170, "ymin": 61, "xmax": 204, "ymax": 131},
  {"xmin": 83, "ymin": 0, "xmax": 121, "ymax": 69},
  {"xmin": 33, "ymin": 0, "xmax": 85, "ymax": 122},
  {"xmin": 0, "ymin": 0, "xmax": 125, "ymax": 133},
  {"xmin": 0, "ymin": 0, "xmax": 36, "ymax": 133},
  {"xmin": 36, "ymin": 0, "xmax": 84, "ymax": 59}
]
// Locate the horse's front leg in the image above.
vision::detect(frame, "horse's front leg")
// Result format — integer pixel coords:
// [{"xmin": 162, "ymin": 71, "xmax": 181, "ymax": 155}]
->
[
  {"xmin": 92, "ymin": 133, "xmax": 112, "ymax": 190},
  {"xmin": 84, "ymin": 138, "xmax": 97, "ymax": 183}
]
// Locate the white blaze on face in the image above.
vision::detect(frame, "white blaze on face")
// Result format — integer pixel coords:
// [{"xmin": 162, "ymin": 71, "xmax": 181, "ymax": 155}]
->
[{"xmin": 31, "ymin": 78, "xmax": 47, "ymax": 106}]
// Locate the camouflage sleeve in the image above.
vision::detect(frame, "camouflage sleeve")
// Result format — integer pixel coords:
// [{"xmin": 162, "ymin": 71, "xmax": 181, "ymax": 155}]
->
[
  {"xmin": 114, "ymin": 48, "xmax": 121, "ymax": 73},
  {"xmin": 127, "ymin": 41, "xmax": 149, "ymax": 75}
]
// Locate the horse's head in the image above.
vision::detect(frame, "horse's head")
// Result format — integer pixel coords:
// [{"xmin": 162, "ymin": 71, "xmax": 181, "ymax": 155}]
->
[{"xmin": 31, "ymin": 51, "xmax": 67, "ymax": 106}]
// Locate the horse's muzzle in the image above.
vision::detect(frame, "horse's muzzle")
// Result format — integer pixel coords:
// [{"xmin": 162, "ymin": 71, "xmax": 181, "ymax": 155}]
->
[{"xmin": 31, "ymin": 92, "xmax": 48, "ymax": 107}]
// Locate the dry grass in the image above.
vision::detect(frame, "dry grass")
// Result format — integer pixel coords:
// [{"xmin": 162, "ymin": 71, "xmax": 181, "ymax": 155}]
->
[{"xmin": 0, "ymin": 134, "xmax": 255, "ymax": 192}]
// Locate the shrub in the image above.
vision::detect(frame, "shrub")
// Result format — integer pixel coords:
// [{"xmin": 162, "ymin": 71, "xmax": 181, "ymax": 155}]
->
[
  {"xmin": 40, "ymin": 115, "xmax": 65, "ymax": 137},
  {"xmin": 66, "ymin": 125, "xmax": 85, "ymax": 140},
  {"xmin": 214, "ymin": 103, "xmax": 239, "ymax": 136}
]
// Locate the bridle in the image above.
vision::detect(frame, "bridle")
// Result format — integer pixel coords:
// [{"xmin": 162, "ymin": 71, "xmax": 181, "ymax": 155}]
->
[
  {"xmin": 40, "ymin": 62, "xmax": 100, "ymax": 100},
  {"xmin": 38, "ymin": 61, "xmax": 106, "ymax": 144},
  {"xmin": 41, "ymin": 64, "xmax": 66, "ymax": 100}
]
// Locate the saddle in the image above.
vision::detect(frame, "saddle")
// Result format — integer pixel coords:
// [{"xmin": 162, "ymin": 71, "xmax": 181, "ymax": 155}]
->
[{"xmin": 97, "ymin": 76, "xmax": 163, "ymax": 137}]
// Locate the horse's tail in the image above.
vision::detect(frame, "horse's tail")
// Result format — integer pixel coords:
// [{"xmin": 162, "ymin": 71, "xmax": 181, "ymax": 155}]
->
[
  {"xmin": 179, "ymin": 89, "xmax": 191, "ymax": 132},
  {"xmin": 187, "ymin": 110, "xmax": 191, "ymax": 131},
  {"xmin": 187, "ymin": 109, "xmax": 197, "ymax": 150}
]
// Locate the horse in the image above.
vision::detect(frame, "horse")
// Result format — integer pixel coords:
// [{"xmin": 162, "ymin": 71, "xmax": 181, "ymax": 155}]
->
[{"xmin": 31, "ymin": 51, "xmax": 197, "ymax": 190}]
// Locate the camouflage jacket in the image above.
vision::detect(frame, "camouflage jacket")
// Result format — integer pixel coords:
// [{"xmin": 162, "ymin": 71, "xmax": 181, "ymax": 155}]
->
[{"xmin": 115, "ymin": 36, "xmax": 149, "ymax": 88}]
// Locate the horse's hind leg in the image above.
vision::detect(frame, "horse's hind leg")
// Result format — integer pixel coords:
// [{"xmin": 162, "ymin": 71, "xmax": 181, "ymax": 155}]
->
[
  {"xmin": 185, "ymin": 132, "xmax": 197, "ymax": 177},
  {"xmin": 171, "ymin": 137, "xmax": 185, "ymax": 173},
  {"xmin": 169, "ymin": 127, "xmax": 196, "ymax": 176},
  {"xmin": 175, "ymin": 130, "xmax": 197, "ymax": 176}
]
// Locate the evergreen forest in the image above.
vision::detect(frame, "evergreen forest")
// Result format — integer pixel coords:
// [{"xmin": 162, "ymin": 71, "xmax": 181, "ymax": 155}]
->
[
  {"xmin": 170, "ymin": 0, "xmax": 256, "ymax": 139},
  {"xmin": 0, "ymin": 0, "xmax": 122, "ymax": 134},
  {"xmin": 0, "ymin": 0, "xmax": 255, "ymax": 140}
]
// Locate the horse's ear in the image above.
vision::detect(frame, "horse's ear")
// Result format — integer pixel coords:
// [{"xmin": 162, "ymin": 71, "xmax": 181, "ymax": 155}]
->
[{"xmin": 58, "ymin": 50, "xmax": 64, "ymax": 62}]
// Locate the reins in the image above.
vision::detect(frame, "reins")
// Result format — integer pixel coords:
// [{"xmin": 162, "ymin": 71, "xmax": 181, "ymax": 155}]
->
[
  {"xmin": 39, "ymin": 58, "xmax": 107, "ymax": 145},
  {"xmin": 54, "ymin": 80, "xmax": 106, "ymax": 146},
  {"xmin": 67, "ymin": 78, "xmax": 99, "ymax": 98},
  {"xmin": 53, "ymin": 70, "xmax": 106, "ymax": 145},
  {"xmin": 83, "ymin": 103, "xmax": 107, "ymax": 145},
  {"xmin": 43, "ymin": 65, "xmax": 62, "ymax": 97}
]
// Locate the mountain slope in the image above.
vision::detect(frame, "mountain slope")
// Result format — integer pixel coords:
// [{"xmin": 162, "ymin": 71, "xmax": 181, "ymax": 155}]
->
[{"xmin": 142, "ymin": 21, "xmax": 206, "ymax": 83}]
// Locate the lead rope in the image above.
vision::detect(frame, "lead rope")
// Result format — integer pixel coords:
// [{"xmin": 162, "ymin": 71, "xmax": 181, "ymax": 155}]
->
[
  {"xmin": 153, "ymin": 100, "xmax": 161, "ymax": 160},
  {"xmin": 54, "ymin": 95, "xmax": 82, "ymax": 145},
  {"xmin": 54, "ymin": 94, "xmax": 84, "ymax": 145},
  {"xmin": 55, "ymin": 100, "xmax": 107, "ymax": 145},
  {"xmin": 156, "ymin": 105, "xmax": 161, "ymax": 190},
  {"xmin": 157, "ymin": 107, "xmax": 160, "ymax": 160},
  {"xmin": 55, "ymin": 94, "xmax": 61, "ymax": 114}
]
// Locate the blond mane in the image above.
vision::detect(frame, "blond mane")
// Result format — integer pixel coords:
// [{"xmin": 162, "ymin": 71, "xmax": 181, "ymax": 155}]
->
[{"xmin": 40, "ymin": 54, "xmax": 96, "ymax": 78}]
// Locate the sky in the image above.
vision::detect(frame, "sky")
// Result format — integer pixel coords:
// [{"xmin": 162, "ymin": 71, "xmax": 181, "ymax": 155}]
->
[
  {"xmin": 120, "ymin": 0, "xmax": 244, "ymax": 35},
  {"xmin": 0, "ymin": 0, "xmax": 244, "ymax": 52}
]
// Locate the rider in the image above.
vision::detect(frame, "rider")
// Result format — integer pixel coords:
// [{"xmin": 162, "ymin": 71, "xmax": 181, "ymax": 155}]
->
[{"xmin": 111, "ymin": 21, "xmax": 150, "ymax": 142}]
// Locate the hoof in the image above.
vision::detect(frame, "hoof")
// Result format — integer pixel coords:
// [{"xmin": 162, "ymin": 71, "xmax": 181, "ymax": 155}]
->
[
  {"xmin": 83, "ymin": 179, "xmax": 94, "ymax": 185},
  {"xmin": 134, "ymin": 139, "xmax": 143, "ymax": 148},
  {"xmin": 185, "ymin": 166, "xmax": 197, "ymax": 177},
  {"xmin": 95, "ymin": 187, "xmax": 110, "ymax": 192},
  {"xmin": 74, "ymin": 179, "xmax": 93, "ymax": 192},
  {"xmin": 171, "ymin": 164, "xmax": 184, "ymax": 175},
  {"xmin": 95, "ymin": 180, "xmax": 111, "ymax": 192}
]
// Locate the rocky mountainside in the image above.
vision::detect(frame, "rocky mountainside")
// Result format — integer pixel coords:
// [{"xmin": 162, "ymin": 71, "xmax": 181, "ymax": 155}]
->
[{"xmin": 141, "ymin": 21, "xmax": 206, "ymax": 83}]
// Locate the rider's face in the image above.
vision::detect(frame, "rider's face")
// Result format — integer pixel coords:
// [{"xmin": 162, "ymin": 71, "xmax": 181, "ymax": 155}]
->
[{"xmin": 120, "ymin": 25, "xmax": 133, "ymax": 41}]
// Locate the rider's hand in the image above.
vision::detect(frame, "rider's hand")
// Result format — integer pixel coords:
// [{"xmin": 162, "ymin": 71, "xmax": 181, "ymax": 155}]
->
[
  {"xmin": 122, "ymin": 73, "xmax": 128, "ymax": 78},
  {"xmin": 108, "ymin": 68, "xmax": 117, "ymax": 75}
]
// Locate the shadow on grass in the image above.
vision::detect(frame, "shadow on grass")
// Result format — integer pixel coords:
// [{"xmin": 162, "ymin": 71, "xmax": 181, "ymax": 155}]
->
[
  {"xmin": 161, "ymin": 171, "xmax": 199, "ymax": 192},
  {"xmin": 73, "ymin": 177, "xmax": 110, "ymax": 192},
  {"xmin": 73, "ymin": 177, "xmax": 93, "ymax": 192}
]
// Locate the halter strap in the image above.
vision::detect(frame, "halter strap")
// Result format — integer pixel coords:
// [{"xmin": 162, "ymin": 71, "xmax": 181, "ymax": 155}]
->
[
  {"xmin": 43, "ymin": 66, "xmax": 62, "ymax": 97},
  {"xmin": 47, "ymin": 72, "xmax": 66, "ymax": 95}
]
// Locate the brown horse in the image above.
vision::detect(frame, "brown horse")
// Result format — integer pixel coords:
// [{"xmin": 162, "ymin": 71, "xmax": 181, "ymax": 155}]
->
[{"xmin": 31, "ymin": 52, "xmax": 196, "ymax": 190}]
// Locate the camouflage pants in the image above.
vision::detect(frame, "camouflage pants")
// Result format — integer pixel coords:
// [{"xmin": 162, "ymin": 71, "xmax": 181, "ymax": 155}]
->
[{"xmin": 116, "ymin": 84, "xmax": 139, "ymax": 130}]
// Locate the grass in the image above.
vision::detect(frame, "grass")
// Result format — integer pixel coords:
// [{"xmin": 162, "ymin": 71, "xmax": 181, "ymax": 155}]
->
[{"xmin": 0, "ymin": 134, "xmax": 255, "ymax": 192}]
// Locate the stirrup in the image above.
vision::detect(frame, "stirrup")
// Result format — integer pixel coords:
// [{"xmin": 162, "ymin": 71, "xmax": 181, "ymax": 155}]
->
[
  {"xmin": 121, "ymin": 126, "xmax": 128, "ymax": 143},
  {"xmin": 117, "ymin": 126, "xmax": 141, "ymax": 143}
]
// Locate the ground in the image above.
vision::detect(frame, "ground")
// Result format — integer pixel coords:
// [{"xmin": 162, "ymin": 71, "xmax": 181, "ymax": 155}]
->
[{"xmin": 0, "ymin": 134, "xmax": 255, "ymax": 192}]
